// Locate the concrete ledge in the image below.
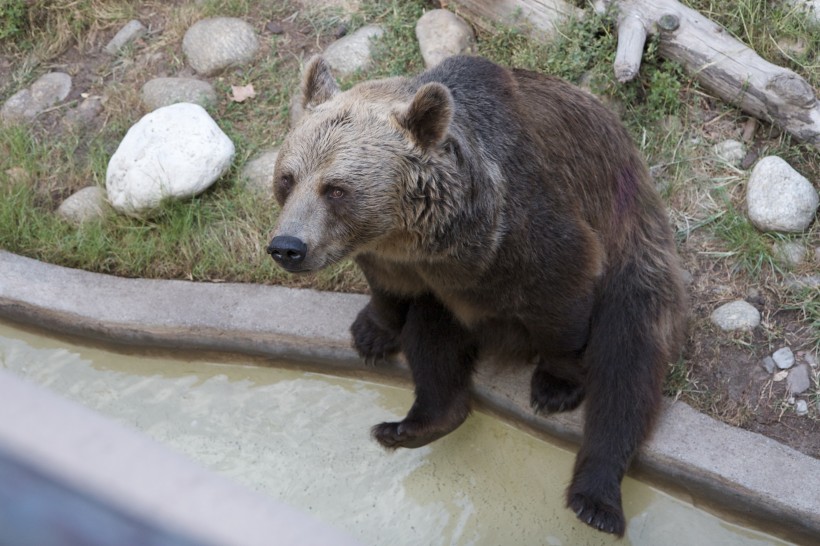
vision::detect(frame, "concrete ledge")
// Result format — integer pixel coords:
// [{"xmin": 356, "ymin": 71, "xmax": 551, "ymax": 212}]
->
[{"xmin": 1, "ymin": 250, "xmax": 818, "ymax": 544}]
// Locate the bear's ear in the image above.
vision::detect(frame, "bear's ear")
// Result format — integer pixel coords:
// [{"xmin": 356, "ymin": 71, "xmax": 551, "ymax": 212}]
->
[
  {"xmin": 301, "ymin": 55, "xmax": 340, "ymax": 110},
  {"xmin": 399, "ymin": 82, "xmax": 453, "ymax": 150}
]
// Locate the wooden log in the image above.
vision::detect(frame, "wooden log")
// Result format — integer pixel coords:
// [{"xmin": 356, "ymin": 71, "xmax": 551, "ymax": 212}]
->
[
  {"xmin": 447, "ymin": 0, "xmax": 584, "ymax": 36},
  {"xmin": 612, "ymin": 14, "xmax": 647, "ymax": 83},
  {"xmin": 602, "ymin": 0, "xmax": 820, "ymax": 149}
]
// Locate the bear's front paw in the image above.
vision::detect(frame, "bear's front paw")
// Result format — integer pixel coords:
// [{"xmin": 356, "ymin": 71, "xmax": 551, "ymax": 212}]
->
[
  {"xmin": 350, "ymin": 307, "xmax": 401, "ymax": 364},
  {"xmin": 530, "ymin": 367, "xmax": 585, "ymax": 414},
  {"xmin": 371, "ymin": 420, "xmax": 450, "ymax": 449},
  {"xmin": 566, "ymin": 491, "xmax": 625, "ymax": 537}
]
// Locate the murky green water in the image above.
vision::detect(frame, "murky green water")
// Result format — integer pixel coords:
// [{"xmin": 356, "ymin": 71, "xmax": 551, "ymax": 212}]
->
[{"xmin": 0, "ymin": 321, "xmax": 790, "ymax": 546}]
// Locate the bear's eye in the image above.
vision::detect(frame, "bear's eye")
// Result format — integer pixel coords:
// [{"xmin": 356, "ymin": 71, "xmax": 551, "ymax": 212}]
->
[
  {"xmin": 326, "ymin": 186, "xmax": 346, "ymax": 200},
  {"xmin": 279, "ymin": 174, "xmax": 294, "ymax": 193}
]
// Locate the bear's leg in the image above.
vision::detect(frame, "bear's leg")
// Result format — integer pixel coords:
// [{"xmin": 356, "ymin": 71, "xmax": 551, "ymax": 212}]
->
[
  {"xmin": 530, "ymin": 355, "xmax": 585, "ymax": 414},
  {"xmin": 372, "ymin": 294, "xmax": 476, "ymax": 449},
  {"xmin": 351, "ymin": 289, "xmax": 410, "ymax": 364},
  {"xmin": 565, "ymin": 270, "xmax": 668, "ymax": 537}
]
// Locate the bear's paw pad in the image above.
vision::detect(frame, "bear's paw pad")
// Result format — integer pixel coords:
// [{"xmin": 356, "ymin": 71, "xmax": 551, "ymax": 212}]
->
[{"xmin": 371, "ymin": 420, "xmax": 447, "ymax": 449}]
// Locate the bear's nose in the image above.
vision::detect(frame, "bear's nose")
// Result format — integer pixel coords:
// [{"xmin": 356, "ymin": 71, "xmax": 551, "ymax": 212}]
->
[{"xmin": 267, "ymin": 235, "xmax": 308, "ymax": 269}]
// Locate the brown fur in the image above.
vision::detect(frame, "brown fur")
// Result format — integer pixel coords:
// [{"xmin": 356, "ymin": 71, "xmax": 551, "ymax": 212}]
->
[{"xmin": 268, "ymin": 55, "xmax": 687, "ymax": 537}]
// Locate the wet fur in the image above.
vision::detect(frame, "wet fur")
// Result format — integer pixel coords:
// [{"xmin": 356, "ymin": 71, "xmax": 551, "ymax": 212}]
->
[{"xmin": 271, "ymin": 55, "xmax": 687, "ymax": 537}]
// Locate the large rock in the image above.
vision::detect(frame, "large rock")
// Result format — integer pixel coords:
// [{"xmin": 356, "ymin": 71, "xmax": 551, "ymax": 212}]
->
[
  {"xmin": 710, "ymin": 300, "xmax": 760, "ymax": 331},
  {"xmin": 321, "ymin": 25, "xmax": 384, "ymax": 75},
  {"xmin": 141, "ymin": 77, "xmax": 217, "ymax": 111},
  {"xmin": 747, "ymin": 156, "xmax": 818, "ymax": 232},
  {"xmin": 415, "ymin": 10, "xmax": 475, "ymax": 68},
  {"xmin": 106, "ymin": 103, "xmax": 234, "ymax": 215},
  {"xmin": 182, "ymin": 18, "xmax": 259, "ymax": 76},
  {"xmin": 1, "ymin": 72, "xmax": 72, "ymax": 124}
]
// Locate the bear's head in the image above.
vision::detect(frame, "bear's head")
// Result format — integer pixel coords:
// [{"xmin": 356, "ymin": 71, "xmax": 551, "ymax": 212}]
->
[{"xmin": 267, "ymin": 56, "xmax": 459, "ymax": 273}]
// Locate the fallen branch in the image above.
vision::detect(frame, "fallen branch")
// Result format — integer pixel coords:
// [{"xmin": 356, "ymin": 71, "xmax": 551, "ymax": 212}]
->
[{"xmin": 601, "ymin": 0, "xmax": 820, "ymax": 150}]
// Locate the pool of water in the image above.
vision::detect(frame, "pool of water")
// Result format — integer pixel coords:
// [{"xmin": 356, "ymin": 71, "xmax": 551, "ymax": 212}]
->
[{"xmin": 0, "ymin": 321, "xmax": 790, "ymax": 546}]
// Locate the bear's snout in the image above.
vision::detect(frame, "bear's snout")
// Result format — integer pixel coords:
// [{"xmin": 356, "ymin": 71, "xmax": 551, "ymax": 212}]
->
[{"xmin": 267, "ymin": 235, "xmax": 308, "ymax": 271}]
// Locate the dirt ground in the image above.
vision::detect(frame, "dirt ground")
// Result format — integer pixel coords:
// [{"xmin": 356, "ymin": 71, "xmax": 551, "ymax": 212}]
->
[{"xmin": 2, "ymin": 1, "xmax": 818, "ymax": 460}]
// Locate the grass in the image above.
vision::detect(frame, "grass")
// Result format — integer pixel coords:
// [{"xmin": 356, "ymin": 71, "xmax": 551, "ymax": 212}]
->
[{"xmin": 0, "ymin": 0, "xmax": 817, "ymax": 331}]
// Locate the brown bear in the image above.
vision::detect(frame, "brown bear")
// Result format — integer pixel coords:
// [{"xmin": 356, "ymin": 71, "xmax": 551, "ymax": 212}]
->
[{"xmin": 267, "ymin": 54, "xmax": 687, "ymax": 536}]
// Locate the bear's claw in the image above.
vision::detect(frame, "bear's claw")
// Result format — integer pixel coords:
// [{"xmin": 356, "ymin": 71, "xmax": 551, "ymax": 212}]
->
[{"xmin": 566, "ymin": 491, "xmax": 625, "ymax": 537}]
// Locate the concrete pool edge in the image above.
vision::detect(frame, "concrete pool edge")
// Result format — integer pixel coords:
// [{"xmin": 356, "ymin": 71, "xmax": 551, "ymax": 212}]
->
[{"xmin": 1, "ymin": 250, "xmax": 818, "ymax": 544}]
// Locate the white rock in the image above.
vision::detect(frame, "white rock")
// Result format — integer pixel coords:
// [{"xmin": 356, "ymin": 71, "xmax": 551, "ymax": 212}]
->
[
  {"xmin": 773, "ymin": 370, "xmax": 788, "ymax": 382},
  {"xmin": 746, "ymin": 156, "xmax": 818, "ymax": 233},
  {"xmin": 773, "ymin": 240, "xmax": 806, "ymax": 267},
  {"xmin": 141, "ymin": 77, "xmax": 217, "ymax": 111},
  {"xmin": 713, "ymin": 139, "xmax": 746, "ymax": 167},
  {"xmin": 241, "ymin": 148, "xmax": 279, "ymax": 198},
  {"xmin": 786, "ymin": 364, "xmax": 811, "ymax": 395},
  {"xmin": 1, "ymin": 72, "xmax": 72, "ymax": 124},
  {"xmin": 710, "ymin": 300, "xmax": 760, "ymax": 331},
  {"xmin": 183, "ymin": 18, "xmax": 259, "ymax": 76},
  {"xmin": 772, "ymin": 347, "xmax": 795, "ymax": 370},
  {"xmin": 106, "ymin": 103, "xmax": 235, "ymax": 215},
  {"xmin": 104, "ymin": 19, "xmax": 148, "ymax": 55},
  {"xmin": 57, "ymin": 186, "xmax": 109, "ymax": 225},
  {"xmin": 322, "ymin": 24, "xmax": 384, "ymax": 75},
  {"xmin": 795, "ymin": 399, "xmax": 809, "ymax": 416},
  {"xmin": 415, "ymin": 10, "xmax": 475, "ymax": 68},
  {"xmin": 785, "ymin": 274, "xmax": 820, "ymax": 291}
]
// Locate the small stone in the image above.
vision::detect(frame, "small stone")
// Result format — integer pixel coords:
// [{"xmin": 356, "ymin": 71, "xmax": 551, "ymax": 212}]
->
[
  {"xmin": 785, "ymin": 275, "xmax": 820, "ymax": 291},
  {"xmin": 106, "ymin": 103, "xmax": 235, "ymax": 215},
  {"xmin": 241, "ymin": 148, "xmax": 279, "ymax": 198},
  {"xmin": 104, "ymin": 19, "xmax": 148, "ymax": 55},
  {"xmin": 795, "ymin": 399, "xmax": 808, "ymax": 416},
  {"xmin": 777, "ymin": 37, "xmax": 808, "ymax": 57},
  {"xmin": 746, "ymin": 156, "xmax": 818, "ymax": 233},
  {"xmin": 141, "ymin": 77, "xmax": 217, "ymax": 110},
  {"xmin": 740, "ymin": 150, "xmax": 759, "ymax": 170},
  {"xmin": 804, "ymin": 352, "xmax": 817, "ymax": 368},
  {"xmin": 183, "ymin": 18, "xmax": 259, "ymax": 76},
  {"xmin": 786, "ymin": 364, "xmax": 811, "ymax": 395},
  {"xmin": 773, "ymin": 370, "xmax": 788, "ymax": 382},
  {"xmin": 772, "ymin": 241, "xmax": 806, "ymax": 267},
  {"xmin": 787, "ymin": 0, "xmax": 820, "ymax": 24},
  {"xmin": 772, "ymin": 347, "xmax": 795, "ymax": 370},
  {"xmin": 713, "ymin": 139, "xmax": 746, "ymax": 167},
  {"xmin": 321, "ymin": 24, "xmax": 384, "ymax": 75},
  {"xmin": 57, "ymin": 186, "xmax": 109, "ymax": 225},
  {"xmin": 415, "ymin": 9, "xmax": 475, "ymax": 68},
  {"xmin": 760, "ymin": 356, "xmax": 777, "ymax": 374},
  {"xmin": 265, "ymin": 21, "xmax": 284, "ymax": 34},
  {"xmin": 1, "ymin": 72, "xmax": 72, "ymax": 124},
  {"xmin": 710, "ymin": 300, "xmax": 760, "ymax": 331},
  {"xmin": 63, "ymin": 96, "xmax": 104, "ymax": 128}
]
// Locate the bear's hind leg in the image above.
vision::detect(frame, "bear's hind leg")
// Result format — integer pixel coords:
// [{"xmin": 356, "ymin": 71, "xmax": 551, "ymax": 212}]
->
[
  {"xmin": 530, "ymin": 355, "xmax": 585, "ymax": 414},
  {"xmin": 372, "ymin": 294, "xmax": 476, "ymax": 449}
]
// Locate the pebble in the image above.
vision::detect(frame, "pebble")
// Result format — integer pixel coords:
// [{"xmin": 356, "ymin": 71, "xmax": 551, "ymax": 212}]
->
[
  {"xmin": 772, "ymin": 240, "xmax": 806, "ymax": 267},
  {"xmin": 786, "ymin": 364, "xmax": 811, "ymax": 395},
  {"xmin": 803, "ymin": 352, "xmax": 818, "ymax": 368},
  {"xmin": 141, "ymin": 77, "xmax": 217, "ymax": 110},
  {"xmin": 183, "ymin": 17, "xmax": 259, "ymax": 76},
  {"xmin": 795, "ymin": 399, "xmax": 809, "ymax": 416},
  {"xmin": 760, "ymin": 356, "xmax": 777, "ymax": 374},
  {"xmin": 106, "ymin": 103, "xmax": 234, "ymax": 215},
  {"xmin": 713, "ymin": 139, "xmax": 746, "ymax": 167},
  {"xmin": 1, "ymin": 72, "xmax": 72, "ymax": 124},
  {"xmin": 773, "ymin": 370, "xmax": 788, "ymax": 382},
  {"xmin": 104, "ymin": 19, "xmax": 147, "ymax": 55},
  {"xmin": 785, "ymin": 275, "xmax": 820, "ymax": 291},
  {"xmin": 710, "ymin": 300, "xmax": 760, "ymax": 331},
  {"xmin": 746, "ymin": 156, "xmax": 818, "ymax": 233},
  {"xmin": 321, "ymin": 24, "xmax": 384, "ymax": 75},
  {"xmin": 241, "ymin": 148, "xmax": 279, "ymax": 198},
  {"xmin": 63, "ymin": 96, "xmax": 104, "ymax": 128},
  {"xmin": 57, "ymin": 186, "xmax": 109, "ymax": 225},
  {"xmin": 415, "ymin": 9, "xmax": 475, "ymax": 68},
  {"xmin": 772, "ymin": 347, "xmax": 795, "ymax": 370}
]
